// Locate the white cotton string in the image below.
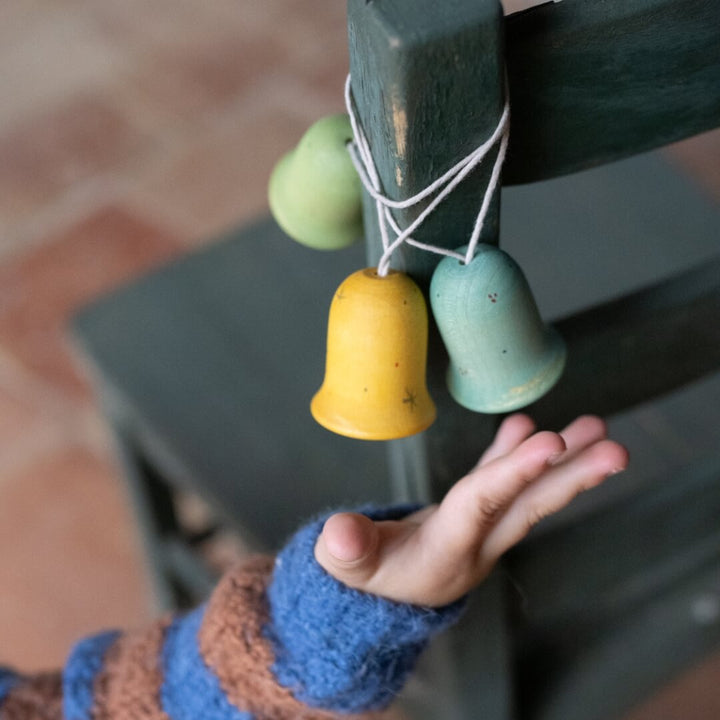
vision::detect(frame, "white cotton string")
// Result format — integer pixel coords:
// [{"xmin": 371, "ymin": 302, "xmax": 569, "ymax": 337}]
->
[
  {"xmin": 344, "ymin": 78, "xmax": 394, "ymax": 256},
  {"xmin": 370, "ymin": 108, "xmax": 508, "ymax": 272},
  {"xmin": 344, "ymin": 74, "xmax": 510, "ymax": 276},
  {"xmin": 463, "ymin": 123, "xmax": 509, "ymax": 263}
]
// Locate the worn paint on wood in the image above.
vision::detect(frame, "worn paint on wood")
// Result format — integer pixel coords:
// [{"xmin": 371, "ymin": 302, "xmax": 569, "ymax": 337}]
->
[{"xmin": 504, "ymin": 0, "xmax": 720, "ymax": 183}]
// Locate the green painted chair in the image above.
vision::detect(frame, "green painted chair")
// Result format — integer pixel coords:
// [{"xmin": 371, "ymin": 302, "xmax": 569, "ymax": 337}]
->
[
  {"xmin": 346, "ymin": 1, "xmax": 720, "ymax": 718},
  {"xmin": 72, "ymin": 2, "xmax": 720, "ymax": 718}
]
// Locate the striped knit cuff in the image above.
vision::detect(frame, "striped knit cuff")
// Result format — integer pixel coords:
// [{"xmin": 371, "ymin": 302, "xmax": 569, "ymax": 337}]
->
[
  {"xmin": 57, "ymin": 506, "xmax": 465, "ymax": 719},
  {"xmin": 63, "ymin": 630, "xmax": 120, "ymax": 720},
  {"xmin": 60, "ymin": 596, "xmax": 260, "ymax": 720},
  {"xmin": 0, "ymin": 667, "xmax": 21, "ymax": 705},
  {"xmin": 60, "ymin": 557, "xmax": 338, "ymax": 720},
  {"xmin": 0, "ymin": 670, "xmax": 63, "ymax": 719},
  {"xmin": 266, "ymin": 504, "xmax": 467, "ymax": 714},
  {"xmin": 196, "ymin": 555, "xmax": 338, "ymax": 719}
]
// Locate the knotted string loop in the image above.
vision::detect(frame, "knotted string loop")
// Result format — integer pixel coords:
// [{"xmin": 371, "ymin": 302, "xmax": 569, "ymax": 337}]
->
[{"xmin": 344, "ymin": 75, "xmax": 509, "ymax": 277}]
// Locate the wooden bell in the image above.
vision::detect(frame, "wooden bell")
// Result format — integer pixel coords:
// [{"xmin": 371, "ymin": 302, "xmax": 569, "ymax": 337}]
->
[
  {"xmin": 430, "ymin": 245, "xmax": 566, "ymax": 413},
  {"xmin": 311, "ymin": 268, "xmax": 436, "ymax": 440},
  {"xmin": 269, "ymin": 114, "xmax": 363, "ymax": 250}
]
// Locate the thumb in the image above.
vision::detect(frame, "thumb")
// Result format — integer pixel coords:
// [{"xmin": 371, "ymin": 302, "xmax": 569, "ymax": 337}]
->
[{"xmin": 314, "ymin": 512, "xmax": 380, "ymax": 587}]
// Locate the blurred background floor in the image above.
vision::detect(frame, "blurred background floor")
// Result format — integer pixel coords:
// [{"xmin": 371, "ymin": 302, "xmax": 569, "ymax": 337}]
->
[{"xmin": 0, "ymin": 1, "xmax": 718, "ymax": 718}]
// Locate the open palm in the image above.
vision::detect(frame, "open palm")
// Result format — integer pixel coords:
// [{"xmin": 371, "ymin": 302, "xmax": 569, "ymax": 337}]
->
[{"xmin": 315, "ymin": 414, "xmax": 628, "ymax": 607}]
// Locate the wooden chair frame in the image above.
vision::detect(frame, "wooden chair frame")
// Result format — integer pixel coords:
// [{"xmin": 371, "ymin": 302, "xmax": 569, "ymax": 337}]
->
[{"xmin": 347, "ymin": 1, "xmax": 720, "ymax": 717}]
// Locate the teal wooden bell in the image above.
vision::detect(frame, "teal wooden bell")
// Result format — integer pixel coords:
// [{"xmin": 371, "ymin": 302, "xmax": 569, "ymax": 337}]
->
[
  {"xmin": 430, "ymin": 245, "xmax": 566, "ymax": 413},
  {"xmin": 268, "ymin": 114, "xmax": 363, "ymax": 250}
]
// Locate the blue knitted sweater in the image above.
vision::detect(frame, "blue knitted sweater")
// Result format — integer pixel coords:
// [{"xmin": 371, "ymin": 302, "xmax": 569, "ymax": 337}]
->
[{"xmin": 0, "ymin": 507, "xmax": 465, "ymax": 719}]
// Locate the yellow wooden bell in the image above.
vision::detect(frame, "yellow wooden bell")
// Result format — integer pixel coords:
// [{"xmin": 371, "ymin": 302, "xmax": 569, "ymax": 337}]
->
[{"xmin": 311, "ymin": 268, "xmax": 436, "ymax": 440}]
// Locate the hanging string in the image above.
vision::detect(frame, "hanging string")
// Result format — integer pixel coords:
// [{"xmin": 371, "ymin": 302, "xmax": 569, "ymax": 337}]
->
[{"xmin": 344, "ymin": 75, "xmax": 510, "ymax": 277}]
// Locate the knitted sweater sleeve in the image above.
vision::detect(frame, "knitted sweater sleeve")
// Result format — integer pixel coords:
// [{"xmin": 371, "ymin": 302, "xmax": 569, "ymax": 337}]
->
[{"xmin": 0, "ymin": 507, "xmax": 465, "ymax": 719}]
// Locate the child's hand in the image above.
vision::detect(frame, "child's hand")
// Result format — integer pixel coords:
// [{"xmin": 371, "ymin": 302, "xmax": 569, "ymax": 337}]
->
[{"xmin": 315, "ymin": 414, "xmax": 628, "ymax": 607}]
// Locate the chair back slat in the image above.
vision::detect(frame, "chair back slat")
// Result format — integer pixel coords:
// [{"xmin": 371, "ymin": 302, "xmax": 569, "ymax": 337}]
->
[{"xmin": 504, "ymin": 0, "xmax": 720, "ymax": 184}]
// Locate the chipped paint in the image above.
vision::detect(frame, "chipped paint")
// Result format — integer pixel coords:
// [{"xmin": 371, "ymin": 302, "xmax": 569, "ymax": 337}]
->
[
  {"xmin": 507, "ymin": 351, "xmax": 566, "ymax": 399},
  {"xmin": 391, "ymin": 94, "xmax": 408, "ymax": 159}
]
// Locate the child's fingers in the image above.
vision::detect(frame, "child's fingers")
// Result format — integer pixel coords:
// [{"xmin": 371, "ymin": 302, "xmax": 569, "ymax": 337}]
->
[
  {"xmin": 482, "ymin": 439, "xmax": 629, "ymax": 560},
  {"xmin": 555, "ymin": 414, "xmax": 608, "ymax": 463},
  {"xmin": 432, "ymin": 430, "xmax": 566, "ymax": 553},
  {"xmin": 477, "ymin": 414, "xmax": 606, "ymax": 470},
  {"xmin": 476, "ymin": 413, "xmax": 537, "ymax": 466}
]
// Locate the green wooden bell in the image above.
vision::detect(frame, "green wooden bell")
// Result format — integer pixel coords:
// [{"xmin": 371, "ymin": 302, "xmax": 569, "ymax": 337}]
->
[
  {"xmin": 430, "ymin": 245, "xmax": 566, "ymax": 413},
  {"xmin": 268, "ymin": 114, "xmax": 363, "ymax": 250}
]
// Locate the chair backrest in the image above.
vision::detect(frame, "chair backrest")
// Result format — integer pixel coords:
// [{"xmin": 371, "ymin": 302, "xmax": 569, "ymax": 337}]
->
[
  {"xmin": 347, "ymin": 0, "xmax": 720, "ymax": 488},
  {"xmin": 503, "ymin": 0, "xmax": 720, "ymax": 183}
]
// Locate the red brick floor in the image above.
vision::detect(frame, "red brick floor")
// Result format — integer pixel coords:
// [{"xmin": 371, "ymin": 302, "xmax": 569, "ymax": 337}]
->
[
  {"xmin": 0, "ymin": 1, "xmax": 718, "ymax": 716},
  {"xmin": 0, "ymin": 446, "xmax": 153, "ymax": 671},
  {"xmin": 0, "ymin": 205, "xmax": 184, "ymax": 399}
]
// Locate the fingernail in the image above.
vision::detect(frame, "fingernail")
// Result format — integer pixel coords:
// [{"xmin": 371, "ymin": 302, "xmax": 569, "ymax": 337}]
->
[
  {"xmin": 546, "ymin": 451, "xmax": 564, "ymax": 466},
  {"xmin": 607, "ymin": 466, "xmax": 626, "ymax": 477}
]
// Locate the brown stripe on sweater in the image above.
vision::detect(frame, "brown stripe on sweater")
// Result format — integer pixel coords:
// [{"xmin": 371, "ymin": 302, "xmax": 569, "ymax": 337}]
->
[
  {"xmin": 0, "ymin": 672, "xmax": 63, "ymax": 720},
  {"xmin": 199, "ymin": 555, "xmax": 355, "ymax": 720},
  {"xmin": 91, "ymin": 616, "xmax": 172, "ymax": 720}
]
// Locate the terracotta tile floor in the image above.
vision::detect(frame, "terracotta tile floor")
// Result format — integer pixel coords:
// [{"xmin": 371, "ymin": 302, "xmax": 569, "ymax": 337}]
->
[{"xmin": 0, "ymin": 1, "xmax": 718, "ymax": 717}]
